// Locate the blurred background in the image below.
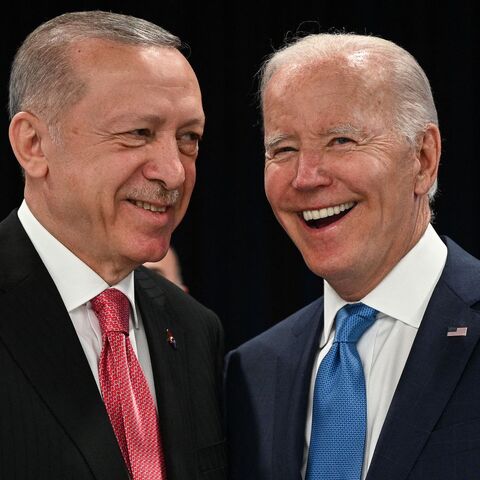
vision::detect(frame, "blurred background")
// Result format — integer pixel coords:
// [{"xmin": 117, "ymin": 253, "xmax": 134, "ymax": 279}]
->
[{"xmin": 1, "ymin": 0, "xmax": 478, "ymax": 352}]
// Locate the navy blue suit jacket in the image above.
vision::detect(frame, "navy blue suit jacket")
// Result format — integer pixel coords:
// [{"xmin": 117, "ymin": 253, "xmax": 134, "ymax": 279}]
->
[{"xmin": 225, "ymin": 238, "xmax": 480, "ymax": 479}]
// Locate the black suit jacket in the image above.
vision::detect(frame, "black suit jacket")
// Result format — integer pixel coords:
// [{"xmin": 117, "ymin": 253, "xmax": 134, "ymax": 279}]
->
[
  {"xmin": 225, "ymin": 238, "xmax": 480, "ymax": 480},
  {"xmin": 0, "ymin": 210, "xmax": 226, "ymax": 480}
]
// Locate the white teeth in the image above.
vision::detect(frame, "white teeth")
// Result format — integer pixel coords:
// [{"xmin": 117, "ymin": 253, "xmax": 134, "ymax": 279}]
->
[
  {"xmin": 302, "ymin": 201, "xmax": 355, "ymax": 221},
  {"xmin": 131, "ymin": 200, "xmax": 166, "ymax": 213}
]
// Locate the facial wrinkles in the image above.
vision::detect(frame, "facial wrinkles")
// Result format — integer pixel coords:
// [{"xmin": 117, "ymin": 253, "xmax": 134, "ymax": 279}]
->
[
  {"xmin": 267, "ymin": 80, "xmax": 366, "ymax": 138},
  {"xmin": 356, "ymin": 132, "xmax": 400, "ymax": 156},
  {"xmin": 69, "ymin": 47, "xmax": 202, "ymax": 131},
  {"xmin": 264, "ymin": 60, "xmax": 394, "ymax": 164}
]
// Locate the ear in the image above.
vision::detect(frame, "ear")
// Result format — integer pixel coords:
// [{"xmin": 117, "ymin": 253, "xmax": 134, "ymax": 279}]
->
[
  {"xmin": 414, "ymin": 123, "xmax": 441, "ymax": 196},
  {"xmin": 9, "ymin": 111, "xmax": 50, "ymax": 178}
]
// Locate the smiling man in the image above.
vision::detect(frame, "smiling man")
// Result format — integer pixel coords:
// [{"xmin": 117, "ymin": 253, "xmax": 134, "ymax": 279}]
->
[
  {"xmin": 0, "ymin": 11, "xmax": 225, "ymax": 480},
  {"xmin": 225, "ymin": 34, "xmax": 480, "ymax": 480}
]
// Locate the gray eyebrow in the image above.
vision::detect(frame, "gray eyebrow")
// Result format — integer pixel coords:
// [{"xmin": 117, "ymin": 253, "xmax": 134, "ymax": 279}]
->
[
  {"xmin": 264, "ymin": 124, "xmax": 364, "ymax": 151},
  {"xmin": 325, "ymin": 124, "xmax": 364, "ymax": 136},
  {"xmin": 264, "ymin": 133, "xmax": 296, "ymax": 151}
]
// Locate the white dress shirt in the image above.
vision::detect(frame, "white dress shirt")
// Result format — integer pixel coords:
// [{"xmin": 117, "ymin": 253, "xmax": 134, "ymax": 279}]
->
[
  {"xmin": 301, "ymin": 224, "xmax": 447, "ymax": 479},
  {"xmin": 17, "ymin": 200, "xmax": 158, "ymax": 406}
]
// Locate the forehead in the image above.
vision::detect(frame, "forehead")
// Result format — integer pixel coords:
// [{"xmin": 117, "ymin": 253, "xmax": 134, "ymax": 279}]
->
[
  {"xmin": 65, "ymin": 38, "xmax": 203, "ymax": 123},
  {"xmin": 71, "ymin": 38, "xmax": 199, "ymax": 87},
  {"xmin": 263, "ymin": 57, "xmax": 392, "ymax": 133}
]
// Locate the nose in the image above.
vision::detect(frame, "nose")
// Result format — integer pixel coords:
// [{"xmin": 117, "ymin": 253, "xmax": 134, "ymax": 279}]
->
[
  {"xmin": 292, "ymin": 149, "xmax": 333, "ymax": 190},
  {"xmin": 143, "ymin": 136, "xmax": 186, "ymax": 190}
]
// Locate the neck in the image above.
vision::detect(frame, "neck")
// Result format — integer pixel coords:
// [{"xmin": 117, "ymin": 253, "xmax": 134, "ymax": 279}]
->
[{"xmin": 331, "ymin": 206, "xmax": 431, "ymax": 302}]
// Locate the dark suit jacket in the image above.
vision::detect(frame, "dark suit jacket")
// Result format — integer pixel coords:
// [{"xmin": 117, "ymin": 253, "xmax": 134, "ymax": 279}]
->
[
  {"xmin": 0, "ymin": 210, "xmax": 226, "ymax": 480},
  {"xmin": 225, "ymin": 237, "xmax": 480, "ymax": 480}
]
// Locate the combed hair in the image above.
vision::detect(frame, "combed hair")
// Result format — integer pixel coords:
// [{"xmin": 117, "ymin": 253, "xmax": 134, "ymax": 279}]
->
[
  {"xmin": 9, "ymin": 10, "xmax": 181, "ymax": 129},
  {"xmin": 259, "ymin": 33, "xmax": 439, "ymax": 200}
]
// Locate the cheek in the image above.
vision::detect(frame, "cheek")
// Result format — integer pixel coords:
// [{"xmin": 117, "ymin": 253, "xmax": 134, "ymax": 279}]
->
[
  {"xmin": 183, "ymin": 161, "xmax": 196, "ymax": 196},
  {"xmin": 174, "ymin": 162, "xmax": 196, "ymax": 218},
  {"xmin": 264, "ymin": 164, "xmax": 286, "ymax": 206},
  {"xmin": 264, "ymin": 175, "xmax": 278, "ymax": 210},
  {"xmin": 46, "ymin": 162, "xmax": 86, "ymax": 206}
]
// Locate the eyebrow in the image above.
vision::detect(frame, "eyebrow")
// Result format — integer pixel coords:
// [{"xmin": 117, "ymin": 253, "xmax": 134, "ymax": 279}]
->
[
  {"xmin": 108, "ymin": 113, "xmax": 159, "ymax": 125},
  {"xmin": 325, "ymin": 124, "xmax": 364, "ymax": 136},
  {"xmin": 107, "ymin": 113, "xmax": 205, "ymax": 129},
  {"xmin": 178, "ymin": 117, "xmax": 205, "ymax": 130},
  {"xmin": 264, "ymin": 124, "xmax": 366, "ymax": 150},
  {"xmin": 264, "ymin": 133, "xmax": 295, "ymax": 151}
]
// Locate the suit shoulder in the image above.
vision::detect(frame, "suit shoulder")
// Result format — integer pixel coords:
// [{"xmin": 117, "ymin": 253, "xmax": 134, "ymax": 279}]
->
[
  {"xmin": 0, "ymin": 210, "xmax": 46, "ymax": 291},
  {"xmin": 135, "ymin": 266, "xmax": 221, "ymax": 330},
  {"xmin": 230, "ymin": 296, "xmax": 323, "ymax": 359},
  {"xmin": 442, "ymin": 237, "xmax": 480, "ymax": 306}
]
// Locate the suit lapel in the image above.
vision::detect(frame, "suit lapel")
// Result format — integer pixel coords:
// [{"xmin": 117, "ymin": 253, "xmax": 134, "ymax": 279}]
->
[
  {"xmin": 367, "ymin": 251, "xmax": 480, "ymax": 480},
  {"xmin": 273, "ymin": 299, "xmax": 324, "ymax": 480},
  {"xmin": 135, "ymin": 270, "xmax": 195, "ymax": 480},
  {"xmin": 0, "ymin": 214, "xmax": 128, "ymax": 479}
]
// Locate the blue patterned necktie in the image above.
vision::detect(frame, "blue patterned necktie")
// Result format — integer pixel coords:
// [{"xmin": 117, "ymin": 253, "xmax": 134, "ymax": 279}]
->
[{"xmin": 306, "ymin": 303, "xmax": 378, "ymax": 480}]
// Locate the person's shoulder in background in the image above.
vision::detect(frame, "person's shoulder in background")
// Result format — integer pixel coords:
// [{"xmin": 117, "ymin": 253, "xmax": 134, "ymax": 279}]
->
[{"xmin": 143, "ymin": 246, "xmax": 188, "ymax": 293}]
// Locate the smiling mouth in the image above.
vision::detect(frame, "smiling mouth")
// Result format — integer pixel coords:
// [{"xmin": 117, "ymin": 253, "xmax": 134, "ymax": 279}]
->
[
  {"xmin": 128, "ymin": 200, "xmax": 167, "ymax": 213},
  {"xmin": 301, "ymin": 201, "xmax": 356, "ymax": 229}
]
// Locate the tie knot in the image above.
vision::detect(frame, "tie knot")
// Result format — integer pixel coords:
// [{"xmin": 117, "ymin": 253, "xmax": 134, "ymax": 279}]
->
[
  {"xmin": 91, "ymin": 288, "xmax": 130, "ymax": 335},
  {"xmin": 334, "ymin": 303, "xmax": 377, "ymax": 344}
]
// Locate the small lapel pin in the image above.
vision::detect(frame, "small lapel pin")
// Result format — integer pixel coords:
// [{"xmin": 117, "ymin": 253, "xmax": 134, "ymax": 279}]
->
[
  {"xmin": 447, "ymin": 326, "xmax": 468, "ymax": 337},
  {"xmin": 166, "ymin": 328, "xmax": 177, "ymax": 349}
]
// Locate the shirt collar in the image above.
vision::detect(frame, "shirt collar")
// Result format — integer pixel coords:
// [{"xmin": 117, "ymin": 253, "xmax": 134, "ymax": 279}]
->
[
  {"xmin": 323, "ymin": 224, "xmax": 447, "ymax": 346},
  {"xmin": 17, "ymin": 200, "xmax": 139, "ymax": 327}
]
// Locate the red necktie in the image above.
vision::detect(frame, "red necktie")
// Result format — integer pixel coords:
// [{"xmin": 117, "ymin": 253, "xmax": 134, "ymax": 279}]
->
[{"xmin": 91, "ymin": 288, "xmax": 167, "ymax": 480}]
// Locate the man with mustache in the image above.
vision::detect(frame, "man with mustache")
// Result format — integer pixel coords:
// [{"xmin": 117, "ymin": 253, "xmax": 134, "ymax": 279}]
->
[
  {"xmin": 0, "ymin": 11, "xmax": 225, "ymax": 480},
  {"xmin": 225, "ymin": 33, "xmax": 480, "ymax": 480}
]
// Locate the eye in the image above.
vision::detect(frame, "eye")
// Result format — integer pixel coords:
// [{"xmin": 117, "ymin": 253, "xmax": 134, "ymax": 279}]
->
[
  {"xmin": 130, "ymin": 128, "xmax": 153, "ymax": 138},
  {"xmin": 117, "ymin": 128, "xmax": 153, "ymax": 142},
  {"xmin": 177, "ymin": 131, "xmax": 202, "ymax": 156},
  {"xmin": 329, "ymin": 137, "xmax": 354, "ymax": 146},
  {"xmin": 115, "ymin": 128, "xmax": 153, "ymax": 147},
  {"xmin": 266, "ymin": 145, "xmax": 298, "ymax": 160},
  {"xmin": 276, "ymin": 146, "xmax": 297, "ymax": 154}
]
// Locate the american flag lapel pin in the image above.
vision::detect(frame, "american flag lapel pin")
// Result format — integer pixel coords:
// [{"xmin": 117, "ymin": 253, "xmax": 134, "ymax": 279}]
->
[
  {"xmin": 447, "ymin": 326, "xmax": 468, "ymax": 337},
  {"xmin": 166, "ymin": 328, "xmax": 177, "ymax": 349}
]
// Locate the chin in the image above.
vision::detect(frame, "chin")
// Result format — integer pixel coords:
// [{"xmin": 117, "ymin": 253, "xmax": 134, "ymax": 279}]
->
[
  {"xmin": 124, "ymin": 239, "xmax": 171, "ymax": 264},
  {"xmin": 303, "ymin": 253, "xmax": 349, "ymax": 281}
]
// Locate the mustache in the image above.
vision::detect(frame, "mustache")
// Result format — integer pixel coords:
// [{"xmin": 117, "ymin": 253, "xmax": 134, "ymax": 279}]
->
[{"xmin": 128, "ymin": 185, "xmax": 180, "ymax": 205}]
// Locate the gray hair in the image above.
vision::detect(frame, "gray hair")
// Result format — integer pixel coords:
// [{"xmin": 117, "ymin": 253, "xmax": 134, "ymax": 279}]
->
[
  {"xmin": 9, "ymin": 10, "xmax": 182, "ymax": 131},
  {"xmin": 259, "ymin": 33, "xmax": 439, "ymax": 200}
]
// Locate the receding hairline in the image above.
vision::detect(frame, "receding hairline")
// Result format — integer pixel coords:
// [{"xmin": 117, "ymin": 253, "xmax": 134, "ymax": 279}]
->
[
  {"xmin": 261, "ymin": 37, "xmax": 404, "ymax": 105},
  {"xmin": 262, "ymin": 51, "xmax": 396, "ymax": 126},
  {"xmin": 64, "ymin": 36, "xmax": 187, "ymax": 76},
  {"xmin": 8, "ymin": 10, "xmax": 184, "ymax": 123},
  {"xmin": 264, "ymin": 49, "xmax": 389, "ymax": 88},
  {"xmin": 258, "ymin": 32, "xmax": 439, "ymax": 135}
]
